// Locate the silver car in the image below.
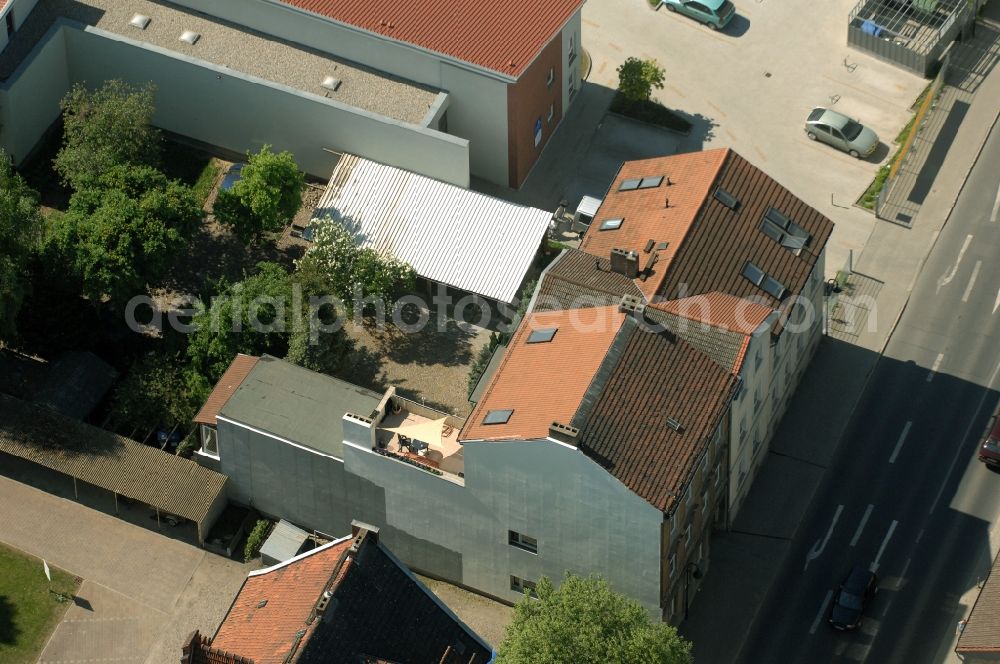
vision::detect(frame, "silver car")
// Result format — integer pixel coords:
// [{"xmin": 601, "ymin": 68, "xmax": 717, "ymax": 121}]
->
[{"xmin": 805, "ymin": 107, "xmax": 879, "ymax": 158}]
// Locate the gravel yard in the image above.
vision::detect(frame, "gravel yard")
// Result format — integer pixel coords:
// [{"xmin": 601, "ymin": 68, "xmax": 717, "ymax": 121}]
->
[{"xmin": 417, "ymin": 574, "xmax": 514, "ymax": 649}]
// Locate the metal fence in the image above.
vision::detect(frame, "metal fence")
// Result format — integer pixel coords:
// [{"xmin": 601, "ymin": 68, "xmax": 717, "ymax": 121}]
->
[{"xmin": 848, "ymin": 0, "xmax": 969, "ymax": 75}]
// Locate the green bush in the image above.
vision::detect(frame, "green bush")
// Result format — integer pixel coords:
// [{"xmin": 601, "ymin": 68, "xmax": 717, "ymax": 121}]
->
[
  {"xmin": 467, "ymin": 338, "xmax": 499, "ymax": 398},
  {"xmin": 176, "ymin": 432, "xmax": 198, "ymax": 460},
  {"xmin": 244, "ymin": 519, "xmax": 272, "ymax": 562}
]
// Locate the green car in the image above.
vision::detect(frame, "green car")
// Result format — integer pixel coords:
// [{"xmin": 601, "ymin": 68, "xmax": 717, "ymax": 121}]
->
[{"xmin": 661, "ymin": 0, "xmax": 736, "ymax": 30}]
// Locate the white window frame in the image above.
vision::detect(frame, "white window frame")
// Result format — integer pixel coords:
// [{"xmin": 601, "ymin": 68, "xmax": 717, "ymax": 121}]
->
[
  {"xmin": 546, "ymin": 68, "xmax": 554, "ymax": 87},
  {"xmin": 568, "ymin": 34, "xmax": 577, "ymax": 63},
  {"xmin": 198, "ymin": 424, "xmax": 220, "ymax": 459},
  {"xmin": 686, "ymin": 485, "xmax": 693, "ymax": 507},
  {"xmin": 547, "ymin": 103, "xmax": 554, "ymax": 123},
  {"xmin": 684, "ymin": 524, "xmax": 692, "ymax": 548},
  {"xmin": 669, "ymin": 553, "xmax": 676, "ymax": 579},
  {"xmin": 702, "ymin": 491, "xmax": 710, "ymax": 517}
]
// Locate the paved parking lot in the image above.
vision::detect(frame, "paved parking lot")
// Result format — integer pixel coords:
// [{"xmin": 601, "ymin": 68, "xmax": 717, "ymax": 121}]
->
[{"xmin": 548, "ymin": 0, "xmax": 927, "ymax": 276}]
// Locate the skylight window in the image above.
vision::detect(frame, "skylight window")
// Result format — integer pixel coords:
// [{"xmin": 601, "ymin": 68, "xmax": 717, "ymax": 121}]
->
[
  {"xmin": 714, "ymin": 187, "xmax": 740, "ymax": 210},
  {"xmin": 599, "ymin": 218, "xmax": 623, "ymax": 231},
  {"xmin": 618, "ymin": 178, "xmax": 642, "ymax": 191},
  {"xmin": 741, "ymin": 261, "xmax": 765, "ymax": 286},
  {"xmin": 760, "ymin": 208, "xmax": 811, "ymax": 255},
  {"xmin": 666, "ymin": 417, "xmax": 684, "ymax": 432},
  {"xmin": 130, "ymin": 14, "xmax": 151, "ymax": 29},
  {"xmin": 483, "ymin": 409, "xmax": 513, "ymax": 425},
  {"xmin": 179, "ymin": 30, "xmax": 201, "ymax": 45},
  {"xmin": 638, "ymin": 176, "xmax": 664, "ymax": 189},
  {"xmin": 527, "ymin": 328, "xmax": 558, "ymax": 344},
  {"xmin": 761, "ymin": 275, "xmax": 787, "ymax": 300}
]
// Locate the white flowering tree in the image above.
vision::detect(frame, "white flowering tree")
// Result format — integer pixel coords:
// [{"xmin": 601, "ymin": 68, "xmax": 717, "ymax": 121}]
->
[{"xmin": 296, "ymin": 217, "xmax": 416, "ymax": 314}]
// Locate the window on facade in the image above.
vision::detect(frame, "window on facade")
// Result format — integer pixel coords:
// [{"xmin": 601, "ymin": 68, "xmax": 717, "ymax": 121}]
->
[
  {"xmin": 568, "ymin": 34, "xmax": 577, "ymax": 63},
  {"xmin": 568, "ymin": 75, "xmax": 577, "ymax": 101},
  {"xmin": 715, "ymin": 466, "xmax": 723, "ymax": 487},
  {"xmin": 702, "ymin": 491, "xmax": 709, "ymax": 517},
  {"xmin": 200, "ymin": 424, "xmax": 219, "ymax": 457},
  {"xmin": 701, "ymin": 452, "xmax": 709, "ymax": 477},
  {"xmin": 670, "ymin": 513, "xmax": 677, "ymax": 537},
  {"xmin": 686, "ymin": 486, "xmax": 693, "ymax": 506},
  {"xmin": 684, "ymin": 524, "xmax": 692, "ymax": 548},
  {"xmin": 546, "ymin": 68, "xmax": 554, "ymax": 87},
  {"xmin": 669, "ymin": 553, "xmax": 677, "ymax": 579},
  {"xmin": 547, "ymin": 103, "xmax": 554, "ymax": 123},
  {"xmin": 510, "ymin": 575, "xmax": 538, "ymax": 597},
  {"xmin": 508, "ymin": 530, "xmax": 538, "ymax": 554}
]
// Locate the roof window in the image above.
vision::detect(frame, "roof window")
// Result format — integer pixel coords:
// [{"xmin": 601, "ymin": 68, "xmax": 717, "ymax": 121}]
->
[
  {"xmin": 761, "ymin": 275, "xmax": 787, "ymax": 300},
  {"xmin": 638, "ymin": 176, "xmax": 664, "ymax": 189},
  {"xmin": 743, "ymin": 261, "xmax": 788, "ymax": 300},
  {"xmin": 527, "ymin": 328, "xmax": 558, "ymax": 344},
  {"xmin": 741, "ymin": 261, "xmax": 765, "ymax": 286},
  {"xmin": 130, "ymin": 14, "xmax": 151, "ymax": 29},
  {"xmin": 321, "ymin": 76, "xmax": 342, "ymax": 92},
  {"xmin": 179, "ymin": 30, "xmax": 201, "ymax": 45},
  {"xmin": 618, "ymin": 178, "xmax": 642, "ymax": 191},
  {"xmin": 483, "ymin": 409, "xmax": 513, "ymax": 425},
  {"xmin": 714, "ymin": 187, "xmax": 740, "ymax": 210},
  {"xmin": 760, "ymin": 208, "xmax": 811, "ymax": 255},
  {"xmin": 599, "ymin": 218, "xmax": 623, "ymax": 231},
  {"xmin": 666, "ymin": 417, "xmax": 684, "ymax": 433}
]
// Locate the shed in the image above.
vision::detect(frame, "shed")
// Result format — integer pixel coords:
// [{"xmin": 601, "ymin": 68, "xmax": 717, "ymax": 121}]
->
[
  {"xmin": 259, "ymin": 519, "xmax": 311, "ymax": 566},
  {"xmin": 34, "ymin": 351, "xmax": 118, "ymax": 421},
  {"xmin": 312, "ymin": 154, "xmax": 552, "ymax": 304}
]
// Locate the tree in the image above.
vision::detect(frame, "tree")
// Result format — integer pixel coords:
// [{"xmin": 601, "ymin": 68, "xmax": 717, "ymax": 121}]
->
[
  {"xmin": 616, "ymin": 57, "xmax": 666, "ymax": 103},
  {"xmin": 186, "ymin": 262, "xmax": 295, "ymax": 383},
  {"xmin": 110, "ymin": 352, "xmax": 205, "ymax": 432},
  {"xmin": 214, "ymin": 145, "xmax": 305, "ymax": 244},
  {"xmin": 0, "ymin": 151, "xmax": 43, "ymax": 337},
  {"xmin": 495, "ymin": 574, "xmax": 693, "ymax": 664},
  {"xmin": 294, "ymin": 218, "xmax": 415, "ymax": 315},
  {"xmin": 53, "ymin": 80, "xmax": 161, "ymax": 191},
  {"xmin": 43, "ymin": 165, "xmax": 202, "ymax": 306}
]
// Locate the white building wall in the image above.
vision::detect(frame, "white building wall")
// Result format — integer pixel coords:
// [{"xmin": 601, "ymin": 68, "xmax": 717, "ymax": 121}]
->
[
  {"xmin": 344, "ymin": 435, "xmax": 663, "ymax": 614},
  {"xmin": 166, "ymin": 0, "xmax": 512, "ymax": 185}
]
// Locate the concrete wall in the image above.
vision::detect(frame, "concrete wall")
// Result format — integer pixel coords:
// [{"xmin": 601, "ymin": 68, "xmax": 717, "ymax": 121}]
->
[
  {"xmin": 343, "ymin": 434, "xmax": 663, "ymax": 613},
  {"xmin": 0, "ymin": 23, "xmax": 69, "ymax": 164},
  {"xmin": 215, "ymin": 417, "xmax": 353, "ymax": 536},
  {"xmin": 165, "ymin": 0, "xmax": 513, "ymax": 185},
  {"xmin": 0, "ymin": 22, "xmax": 470, "ymax": 185}
]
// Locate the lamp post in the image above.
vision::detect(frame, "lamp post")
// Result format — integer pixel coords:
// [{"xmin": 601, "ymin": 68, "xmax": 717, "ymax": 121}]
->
[{"xmin": 684, "ymin": 561, "xmax": 703, "ymax": 620}]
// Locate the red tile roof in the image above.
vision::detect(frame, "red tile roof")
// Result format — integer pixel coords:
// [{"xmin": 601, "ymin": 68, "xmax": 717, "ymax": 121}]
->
[
  {"xmin": 579, "ymin": 150, "xmax": 728, "ymax": 301},
  {"xmin": 278, "ymin": 0, "xmax": 582, "ymax": 78},
  {"xmin": 461, "ymin": 307, "xmax": 625, "ymax": 442},
  {"xmin": 648, "ymin": 292, "xmax": 773, "ymax": 336},
  {"xmin": 211, "ymin": 537, "xmax": 354, "ymax": 662},
  {"xmin": 193, "ymin": 355, "xmax": 259, "ymax": 425}
]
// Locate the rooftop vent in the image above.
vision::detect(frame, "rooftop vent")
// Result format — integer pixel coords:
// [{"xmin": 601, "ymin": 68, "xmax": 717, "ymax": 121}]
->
[
  {"xmin": 549, "ymin": 422, "xmax": 580, "ymax": 446},
  {"xmin": 130, "ymin": 14, "xmax": 151, "ymax": 30},
  {"xmin": 179, "ymin": 30, "xmax": 200, "ymax": 45},
  {"xmin": 713, "ymin": 187, "xmax": 740, "ymax": 210},
  {"xmin": 527, "ymin": 328, "xmax": 558, "ymax": 344},
  {"xmin": 666, "ymin": 417, "xmax": 684, "ymax": 433},
  {"xmin": 315, "ymin": 589, "xmax": 334, "ymax": 614},
  {"xmin": 483, "ymin": 409, "xmax": 513, "ymax": 425},
  {"xmin": 610, "ymin": 247, "xmax": 639, "ymax": 279},
  {"xmin": 321, "ymin": 76, "xmax": 342, "ymax": 92}
]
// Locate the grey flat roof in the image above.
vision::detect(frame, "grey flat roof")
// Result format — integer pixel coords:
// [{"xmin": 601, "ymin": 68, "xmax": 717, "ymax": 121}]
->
[
  {"xmin": 0, "ymin": 0, "xmax": 440, "ymax": 124},
  {"xmin": 260, "ymin": 519, "xmax": 310, "ymax": 565},
  {"xmin": 219, "ymin": 355, "xmax": 383, "ymax": 458}
]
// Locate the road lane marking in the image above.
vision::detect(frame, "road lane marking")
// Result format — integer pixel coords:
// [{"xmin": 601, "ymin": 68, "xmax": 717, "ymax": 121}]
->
[
  {"xmin": 805, "ymin": 504, "xmax": 844, "ymax": 570},
  {"xmin": 931, "ymin": 358, "xmax": 1000, "ymax": 514},
  {"xmin": 850, "ymin": 504, "xmax": 875, "ymax": 547},
  {"xmin": 916, "ymin": 528, "xmax": 925, "ymax": 543},
  {"xmin": 870, "ymin": 520, "xmax": 898, "ymax": 574},
  {"xmin": 991, "ymin": 181, "xmax": 1000, "ymax": 223},
  {"xmin": 936, "ymin": 234, "xmax": 973, "ymax": 293},
  {"xmin": 963, "ymin": 261, "xmax": 982, "ymax": 303},
  {"xmin": 810, "ymin": 590, "xmax": 834, "ymax": 635},
  {"xmin": 927, "ymin": 353, "xmax": 944, "ymax": 382},
  {"xmin": 889, "ymin": 421, "xmax": 913, "ymax": 464}
]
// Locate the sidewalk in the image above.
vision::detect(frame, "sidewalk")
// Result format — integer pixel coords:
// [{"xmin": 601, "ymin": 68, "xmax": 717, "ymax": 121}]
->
[{"xmin": 678, "ymin": 8, "xmax": 1000, "ymax": 663}]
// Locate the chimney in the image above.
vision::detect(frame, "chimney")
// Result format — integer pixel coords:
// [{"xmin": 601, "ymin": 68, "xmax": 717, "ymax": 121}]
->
[
  {"xmin": 619, "ymin": 294, "xmax": 646, "ymax": 317},
  {"xmin": 549, "ymin": 422, "xmax": 580, "ymax": 446},
  {"xmin": 350, "ymin": 520, "xmax": 380, "ymax": 545},
  {"xmin": 610, "ymin": 248, "xmax": 639, "ymax": 279}
]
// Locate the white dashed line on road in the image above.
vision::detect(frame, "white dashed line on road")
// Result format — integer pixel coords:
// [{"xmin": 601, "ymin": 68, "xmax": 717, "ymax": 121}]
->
[
  {"xmin": 870, "ymin": 520, "xmax": 898, "ymax": 574},
  {"xmin": 927, "ymin": 353, "xmax": 944, "ymax": 382},
  {"xmin": 851, "ymin": 504, "xmax": 875, "ymax": 547},
  {"xmin": 889, "ymin": 421, "xmax": 913, "ymax": 464},
  {"xmin": 810, "ymin": 590, "xmax": 835, "ymax": 635},
  {"xmin": 963, "ymin": 261, "xmax": 982, "ymax": 303}
]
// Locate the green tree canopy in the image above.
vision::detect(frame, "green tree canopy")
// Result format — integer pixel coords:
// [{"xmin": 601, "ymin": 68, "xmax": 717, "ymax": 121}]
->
[
  {"xmin": 110, "ymin": 352, "xmax": 207, "ymax": 432},
  {"xmin": 53, "ymin": 80, "xmax": 162, "ymax": 191},
  {"xmin": 214, "ymin": 145, "xmax": 305, "ymax": 244},
  {"xmin": 495, "ymin": 574, "xmax": 693, "ymax": 664},
  {"xmin": 0, "ymin": 151, "xmax": 43, "ymax": 338},
  {"xmin": 43, "ymin": 165, "xmax": 202, "ymax": 306},
  {"xmin": 616, "ymin": 57, "xmax": 666, "ymax": 103},
  {"xmin": 294, "ymin": 218, "xmax": 415, "ymax": 315}
]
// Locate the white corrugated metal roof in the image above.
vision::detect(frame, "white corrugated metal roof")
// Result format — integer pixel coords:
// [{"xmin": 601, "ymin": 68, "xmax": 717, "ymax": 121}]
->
[{"xmin": 313, "ymin": 155, "xmax": 551, "ymax": 303}]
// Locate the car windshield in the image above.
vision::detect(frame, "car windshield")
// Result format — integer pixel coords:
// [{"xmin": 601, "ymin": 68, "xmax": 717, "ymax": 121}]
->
[
  {"xmin": 719, "ymin": 0, "xmax": 735, "ymax": 14},
  {"xmin": 842, "ymin": 120, "xmax": 865, "ymax": 141},
  {"xmin": 838, "ymin": 590, "xmax": 863, "ymax": 610}
]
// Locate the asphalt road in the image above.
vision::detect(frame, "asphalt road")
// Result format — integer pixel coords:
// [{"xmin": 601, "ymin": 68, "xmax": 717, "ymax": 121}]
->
[{"xmin": 738, "ymin": 119, "xmax": 1000, "ymax": 663}]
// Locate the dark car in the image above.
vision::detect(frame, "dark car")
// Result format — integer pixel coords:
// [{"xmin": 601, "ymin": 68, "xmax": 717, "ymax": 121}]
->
[
  {"xmin": 829, "ymin": 566, "xmax": 878, "ymax": 630},
  {"xmin": 978, "ymin": 405, "xmax": 1000, "ymax": 468}
]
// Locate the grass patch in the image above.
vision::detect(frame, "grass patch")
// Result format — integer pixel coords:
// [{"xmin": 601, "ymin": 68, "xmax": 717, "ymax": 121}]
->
[
  {"xmin": 610, "ymin": 93, "xmax": 692, "ymax": 134},
  {"xmin": 0, "ymin": 544, "xmax": 79, "ymax": 664}
]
